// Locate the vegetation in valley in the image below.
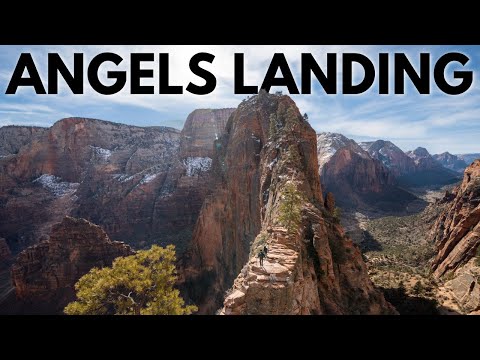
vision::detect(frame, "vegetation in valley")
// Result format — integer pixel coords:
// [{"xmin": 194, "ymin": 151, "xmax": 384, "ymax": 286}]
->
[{"xmin": 360, "ymin": 205, "xmax": 446, "ymax": 314}]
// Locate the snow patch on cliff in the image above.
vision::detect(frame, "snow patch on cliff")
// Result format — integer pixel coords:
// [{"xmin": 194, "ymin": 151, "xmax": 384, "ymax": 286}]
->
[
  {"xmin": 90, "ymin": 146, "xmax": 112, "ymax": 160},
  {"xmin": 184, "ymin": 157, "xmax": 212, "ymax": 176},
  {"xmin": 140, "ymin": 173, "xmax": 158, "ymax": 184},
  {"xmin": 33, "ymin": 174, "xmax": 79, "ymax": 197},
  {"xmin": 268, "ymin": 158, "xmax": 277, "ymax": 170},
  {"xmin": 113, "ymin": 174, "xmax": 135, "ymax": 183},
  {"xmin": 317, "ymin": 132, "xmax": 349, "ymax": 167}
]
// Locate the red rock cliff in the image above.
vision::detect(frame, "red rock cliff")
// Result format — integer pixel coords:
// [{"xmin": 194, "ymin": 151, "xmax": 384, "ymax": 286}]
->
[
  {"xmin": 183, "ymin": 92, "xmax": 396, "ymax": 314},
  {"xmin": 0, "ymin": 113, "xmax": 231, "ymax": 253},
  {"xmin": 11, "ymin": 216, "xmax": 133, "ymax": 313},
  {"xmin": 430, "ymin": 160, "xmax": 480, "ymax": 313},
  {"xmin": 431, "ymin": 160, "xmax": 480, "ymax": 277},
  {"xmin": 180, "ymin": 108, "xmax": 235, "ymax": 158}
]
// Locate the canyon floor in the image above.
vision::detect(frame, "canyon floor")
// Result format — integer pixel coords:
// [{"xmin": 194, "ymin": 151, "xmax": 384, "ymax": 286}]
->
[{"xmin": 343, "ymin": 185, "xmax": 463, "ymax": 314}]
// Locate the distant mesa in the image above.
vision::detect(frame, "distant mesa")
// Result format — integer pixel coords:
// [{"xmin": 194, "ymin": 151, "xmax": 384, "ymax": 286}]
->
[{"xmin": 0, "ymin": 112, "xmax": 232, "ymax": 254}]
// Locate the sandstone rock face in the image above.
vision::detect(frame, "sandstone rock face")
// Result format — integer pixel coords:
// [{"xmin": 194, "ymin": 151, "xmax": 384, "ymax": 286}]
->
[
  {"xmin": 442, "ymin": 258, "xmax": 480, "ymax": 314},
  {"xmin": 0, "ymin": 112, "xmax": 231, "ymax": 254},
  {"xmin": 11, "ymin": 217, "xmax": 133, "ymax": 313},
  {"xmin": 318, "ymin": 133, "xmax": 415, "ymax": 212},
  {"xmin": 431, "ymin": 160, "xmax": 480, "ymax": 278},
  {"xmin": 0, "ymin": 238, "xmax": 11, "ymax": 268},
  {"xmin": 433, "ymin": 152, "xmax": 467, "ymax": 173},
  {"xmin": 180, "ymin": 108, "xmax": 235, "ymax": 158},
  {"xmin": 183, "ymin": 92, "xmax": 396, "ymax": 314},
  {"xmin": 0, "ymin": 126, "xmax": 47, "ymax": 157}
]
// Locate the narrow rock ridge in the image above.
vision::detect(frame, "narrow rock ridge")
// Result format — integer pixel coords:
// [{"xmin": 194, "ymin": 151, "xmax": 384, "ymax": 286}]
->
[{"xmin": 183, "ymin": 92, "xmax": 396, "ymax": 315}]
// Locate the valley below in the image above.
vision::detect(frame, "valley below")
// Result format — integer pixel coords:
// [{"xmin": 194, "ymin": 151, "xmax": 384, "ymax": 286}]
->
[
  {"xmin": 0, "ymin": 92, "xmax": 479, "ymax": 315},
  {"xmin": 344, "ymin": 185, "xmax": 465, "ymax": 314}
]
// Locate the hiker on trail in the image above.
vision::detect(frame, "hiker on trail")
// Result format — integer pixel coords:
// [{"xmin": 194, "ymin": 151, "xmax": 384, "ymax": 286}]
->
[
  {"xmin": 263, "ymin": 245, "xmax": 268, "ymax": 256},
  {"xmin": 258, "ymin": 249, "xmax": 266, "ymax": 266}
]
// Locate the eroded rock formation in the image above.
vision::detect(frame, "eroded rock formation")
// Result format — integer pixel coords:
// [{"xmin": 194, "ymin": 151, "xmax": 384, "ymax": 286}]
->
[
  {"xmin": 0, "ymin": 126, "xmax": 47, "ymax": 157},
  {"xmin": 0, "ymin": 111, "xmax": 232, "ymax": 254},
  {"xmin": 180, "ymin": 108, "xmax": 235, "ymax": 158},
  {"xmin": 431, "ymin": 160, "xmax": 480, "ymax": 313},
  {"xmin": 431, "ymin": 160, "xmax": 480, "ymax": 277},
  {"xmin": 183, "ymin": 92, "xmax": 396, "ymax": 314},
  {"xmin": 11, "ymin": 217, "xmax": 133, "ymax": 313}
]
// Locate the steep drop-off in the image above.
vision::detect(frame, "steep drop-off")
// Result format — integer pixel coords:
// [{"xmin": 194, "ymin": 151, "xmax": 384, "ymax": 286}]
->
[
  {"xmin": 430, "ymin": 160, "xmax": 480, "ymax": 313},
  {"xmin": 183, "ymin": 92, "xmax": 396, "ymax": 314},
  {"xmin": 180, "ymin": 108, "xmax": 235, "ymax": 158}
]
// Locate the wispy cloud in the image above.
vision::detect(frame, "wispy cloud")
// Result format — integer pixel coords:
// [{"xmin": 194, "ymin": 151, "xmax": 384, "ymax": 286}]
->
[{"xmin": 0, "ymin": 45, "xmax": 479, "ymax": 153}]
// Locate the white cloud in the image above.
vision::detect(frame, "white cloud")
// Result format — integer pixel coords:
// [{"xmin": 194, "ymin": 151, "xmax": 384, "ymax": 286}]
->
[{"xmin": 0, "ymin": 45, "xmax": 479, "ymax": 153}]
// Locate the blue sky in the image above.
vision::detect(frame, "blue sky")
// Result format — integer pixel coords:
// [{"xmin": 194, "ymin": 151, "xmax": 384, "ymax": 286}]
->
[{"xmin": 0, "ymin": 45, "xmax": 479, "ymax": 154}]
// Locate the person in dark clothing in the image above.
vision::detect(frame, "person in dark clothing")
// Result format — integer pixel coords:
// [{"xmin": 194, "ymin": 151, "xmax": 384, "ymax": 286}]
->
[
  {"xmin": 263, "ymin": 245, "xmax": 268, "ymax": 256},
  {"xmin": 258, "ymin": 249, "xmax": 266, "ymax": 266}
]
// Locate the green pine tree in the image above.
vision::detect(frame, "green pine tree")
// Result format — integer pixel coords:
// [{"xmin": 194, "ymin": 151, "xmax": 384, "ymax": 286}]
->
[
  {"xmin": 278, "ymin": 182, "xmax": 304, "ymax": 234},
  {"xmin": 64, "ymin": 245, "xmax": 197, "ymax": 315}
]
